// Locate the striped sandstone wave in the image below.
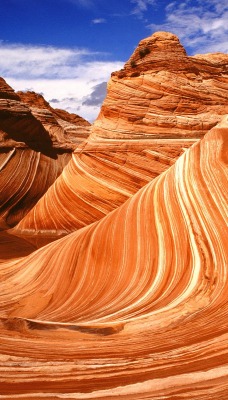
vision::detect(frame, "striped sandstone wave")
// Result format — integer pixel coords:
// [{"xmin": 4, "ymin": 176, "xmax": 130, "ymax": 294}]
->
[
  {"xmin": 0, "ymin": 118, "xmax": 227, "ymax": 398},
  {"xmin": 0, "ymin": 148, "xmax": 70, "ymax": 229}
]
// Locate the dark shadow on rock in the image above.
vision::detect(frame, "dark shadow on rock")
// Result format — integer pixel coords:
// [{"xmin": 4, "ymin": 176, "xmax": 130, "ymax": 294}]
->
[
  {"xmin": 0, "ymin": 110, "xmax": 60, "ymax": 158},
  {"xmin": 0, "ymin": 231, "xmax": 36, "ymax": 260}
]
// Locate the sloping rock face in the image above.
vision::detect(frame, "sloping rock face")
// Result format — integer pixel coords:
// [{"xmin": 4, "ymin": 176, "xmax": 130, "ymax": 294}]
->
[
  {"xmin": 0, "ymin": 77, "xmax": 20, "ymax": 100},
  {"xmin": 0, "ymin": 118, "xmax": 227, "ymax": 398},
  {"xmin": 0, "ymin": 79, "xmax": 90, "ymax": 229},
  {"xmin": 17, "ymin": 90, "xmax": 90, "ymax": 126},
  {"xmin": 14, "ymin": 32, "xmax": 228, "ymax": 235},
  {"xmin": 0, "ymin": 148, "xmax": 70, "ymax": 229}
]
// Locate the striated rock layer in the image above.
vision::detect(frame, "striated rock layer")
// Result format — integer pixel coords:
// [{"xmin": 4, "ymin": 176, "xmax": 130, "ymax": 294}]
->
[
  {"xmin": 0, "ymin": 148, "xmax": 70, "ymax": 229},
  {"xmin": 0, "ymin": 117, "xmax": 227, "ymax": 398},
  {"xmin": 13, "ymin": 32, "xmax": 228, "ymax": 236},
  {"xmin": 0, "ymin": 78, "xmax": 90, "ymax": 229}
]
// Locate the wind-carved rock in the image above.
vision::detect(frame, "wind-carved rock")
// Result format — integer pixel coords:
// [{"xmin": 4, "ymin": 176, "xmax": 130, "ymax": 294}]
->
[{"xmin": 17, "ymin": 90, "xmax": 90, "ymax": 148}]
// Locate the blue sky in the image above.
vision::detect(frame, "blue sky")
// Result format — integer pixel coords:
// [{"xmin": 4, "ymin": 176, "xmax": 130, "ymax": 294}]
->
[{"xmin": 0, "ymin": 0, "xmax": 227, "ymax": 121}]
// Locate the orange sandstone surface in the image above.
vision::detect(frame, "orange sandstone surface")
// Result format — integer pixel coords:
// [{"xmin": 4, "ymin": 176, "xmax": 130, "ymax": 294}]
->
[
  {"xmin": 17, "ymin": 90, "xmax": 90, "ymax": 146},
  {"xmin": 0, "ymin": 32, "xmax": 228, "ymax": 399}
]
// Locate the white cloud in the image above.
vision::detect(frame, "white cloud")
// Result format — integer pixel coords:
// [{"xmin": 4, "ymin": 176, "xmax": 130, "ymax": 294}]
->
[
  {"xmin": 147, "ymin": 0, "xmax": 228, "ymax": 54},
  {"xmin": 0, "ymin": 43, "xmax": 95, "ymax": 79},
  {"xmin": 131, "ymin": 0, "xmax": 156, "ymax": 18},
  {"xmin": 0, "ymin": 42, "xmax": 123, "ymax": 122},
  {"xmin": 92, "ymin": 18, "xmax": 106, "ymax": 24}
]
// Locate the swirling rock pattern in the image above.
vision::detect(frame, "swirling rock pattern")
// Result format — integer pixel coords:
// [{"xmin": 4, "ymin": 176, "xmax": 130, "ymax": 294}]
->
[
  {"xmin": 0, "ymin": 118, "xmax": 227, "ymax": 398},
  {"xmin": 0, "ymin": 79, "xmax": 90, "ymax": 228},
  {"xmin": 0, "ymin": 148, "xmax": 70, "ymax": 229}
]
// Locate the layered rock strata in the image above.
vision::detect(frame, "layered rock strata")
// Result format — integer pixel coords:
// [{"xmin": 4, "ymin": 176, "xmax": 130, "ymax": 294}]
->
[
  {"xmin": 0, "ymin": 148, "xmax": 70, "ymax": 229},
  {"xmin": 0, "ymin": 118, "xmax": 227, "ymax": 398},
  {"xmin": 0, "ymin": 79, "xmax": 90, "ymax": 228}
]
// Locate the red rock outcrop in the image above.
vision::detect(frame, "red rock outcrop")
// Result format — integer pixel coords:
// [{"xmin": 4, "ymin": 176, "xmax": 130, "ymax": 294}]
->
[
  {"xmin": 14, "ymin": 32, "xmax": 228, "ymax": 236},
  {"xmin": 0, "ymin": 79, "xmax": 90, "ymax": 229},
  {"xmin": 0, "ymin": 117, "xmax": 227, "ymax": 398}
]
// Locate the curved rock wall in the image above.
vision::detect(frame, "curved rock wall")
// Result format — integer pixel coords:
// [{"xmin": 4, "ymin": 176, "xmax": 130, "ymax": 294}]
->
[
  {"xmin": 0, "ymin": 149, "xmax": 70, "ymax": 229},
  {"xmin": 14, "ymin": 139, "xmax": 192, "ymax": 234}
]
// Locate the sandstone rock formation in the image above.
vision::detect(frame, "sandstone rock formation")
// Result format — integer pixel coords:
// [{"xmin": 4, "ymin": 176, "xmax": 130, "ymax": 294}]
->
[
  {"xmin": 0, "ymin": 117, "xmax": 227, "ymax": 398},
  {"xmin": 0, "ymin": 79, "xmax": 90, "ymax": 228},
  {"xmin": 13, "ymin": 31, "xmax": 228, "ymax": 236},
  {"xmin": 0, "ymin": 31, "xmax": 228, "ymax": 399}
]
